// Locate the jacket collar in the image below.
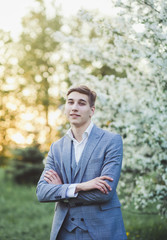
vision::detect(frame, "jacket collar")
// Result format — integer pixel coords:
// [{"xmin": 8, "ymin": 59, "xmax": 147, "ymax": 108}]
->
[{"xmin": 62, "ymin": 125, "xmax": 104, "ymax": 183}]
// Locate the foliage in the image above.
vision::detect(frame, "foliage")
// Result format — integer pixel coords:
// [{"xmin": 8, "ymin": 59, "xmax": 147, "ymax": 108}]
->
[
  {"xmin": 6, "ymin": 145, "xmax": 45, "ymax": 184},
  {"xmin": 17, "ymin": 0, "xmax": 69, "ymax": 149},
  {"xmin": 0, "ymin": 30, "xmax": 22, "ymax": 164},
  {"xmin": 53, "ymin": 1, "xmax": 167, "ymax": 217},
  {"xmin": 0, "ymin": 0, "xmax": 68, "ymax": 159}
]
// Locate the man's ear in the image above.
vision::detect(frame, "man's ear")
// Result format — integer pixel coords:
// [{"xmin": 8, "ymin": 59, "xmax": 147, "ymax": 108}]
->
[{"xmin": 90, "ymin": 106, "xmax": 95, "ymax": 117}]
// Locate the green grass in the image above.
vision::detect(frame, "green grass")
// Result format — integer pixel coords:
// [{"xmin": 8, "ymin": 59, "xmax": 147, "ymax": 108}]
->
[
  {"xmin": 0, "ymin": 168, "xmax": 167, "ymax": 240},
  {"xmin": 0, "ymin": 169, "xmax": 54, "ymax": 240},
  {"xmin": 123, "ymin": 209, "xmax": 167, "ymax": 240}
]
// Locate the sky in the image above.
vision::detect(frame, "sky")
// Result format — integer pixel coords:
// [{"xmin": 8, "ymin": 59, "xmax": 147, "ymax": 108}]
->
[{"xmin": 0, "ymin": 0, "xmax": 113, "ymax": 40}]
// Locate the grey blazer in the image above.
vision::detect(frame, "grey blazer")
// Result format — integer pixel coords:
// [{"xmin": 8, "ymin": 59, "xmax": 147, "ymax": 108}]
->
[{"xmin": 36, "ymin": 125, "xmax": 127, "ymax": 240}]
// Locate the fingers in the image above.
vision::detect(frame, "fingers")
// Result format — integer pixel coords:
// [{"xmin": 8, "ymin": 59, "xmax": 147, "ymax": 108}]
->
[
  {"xmin": 96, "ymin": 180, "xmax": 112, "ymax": 194},
  {"xmin": 49, "ymin": 169, "xmax": 58, "ymax": 176},
  {"xmin": 52, "ymin": 171, "xmax": 62, "ymax": 181},
  {"xmin": 44, "ymin": 171, "xmax": 54, "ymax": 183},
  {"xmin": 100, "ymin": 176, "xmax": 113, "ymax": 181},
  {"xmin": 44, "ymin": 169, "xmax": 62, "ymax": 184},
  {"xmin": 47, "ymin": 170, "xmax": 61, "ymax": 180},
  {"xmin": 96, "ymin": 182, "xmax": 108, "ymax": 194},
  {"xmin": 94, "ymin": 176, "xmax": 113, "ymax": 194},
  {"xmin": 44, "ymin": 175, "xmax": 52, "ymax": 183},
  {"xmin": 100, "ymin": 179, "xmax": 112, "ymax": 191},
  {"xmin": 45, "ymin": 171, "xmax": 55, "ymax": 180}
]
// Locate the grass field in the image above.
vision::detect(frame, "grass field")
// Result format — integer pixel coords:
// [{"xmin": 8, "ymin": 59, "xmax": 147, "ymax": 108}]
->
[{"xmin": 0, "ymin": 168, "xmax": 166, "ymax": 240}]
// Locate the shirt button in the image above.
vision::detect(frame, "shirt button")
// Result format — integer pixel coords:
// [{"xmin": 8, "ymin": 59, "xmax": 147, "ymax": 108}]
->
[
  {"xmin": 81, "ymin": 218, "xmax": 84, "ymax": 221},
  {"xmin": 71, "ymin": 218, "xmax": 75, "ymax": 221}
]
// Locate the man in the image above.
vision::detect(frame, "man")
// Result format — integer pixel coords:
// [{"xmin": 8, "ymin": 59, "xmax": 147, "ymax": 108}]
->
[{"xmin": 36, "ymin": 85, "xmax": 127, "ymax": 240}]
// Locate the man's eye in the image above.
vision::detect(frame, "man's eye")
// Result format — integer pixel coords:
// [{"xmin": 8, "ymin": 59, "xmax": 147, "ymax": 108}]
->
[
  {"xmin": 79, "ymin": 102, "xmax": 85, "ymax": 105},
  {"xmin": 68, "ymin": 101, "xmax": 73, "ymax": 104}
]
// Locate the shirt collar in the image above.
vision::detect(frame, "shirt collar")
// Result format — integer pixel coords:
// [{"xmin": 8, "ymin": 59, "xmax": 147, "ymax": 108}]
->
[{"xmin": 66, "ymin": 122, "xmax": 94, "ymax": 142}]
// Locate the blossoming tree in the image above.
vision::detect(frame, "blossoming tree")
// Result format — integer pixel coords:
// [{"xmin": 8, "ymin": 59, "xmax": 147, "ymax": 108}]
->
[{"xmin": 54, "ymin": 0, "xmax": 167, "ymax": 217}]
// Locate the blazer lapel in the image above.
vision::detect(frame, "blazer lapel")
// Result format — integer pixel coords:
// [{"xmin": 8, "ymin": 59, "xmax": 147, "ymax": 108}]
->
[
  {"xmin": 61, "ymin": 135, "xmax": 72, "ymax": 183},
  {"xmin": 74, "ymin": 125, "xmax": 104, "ymax": 182}
]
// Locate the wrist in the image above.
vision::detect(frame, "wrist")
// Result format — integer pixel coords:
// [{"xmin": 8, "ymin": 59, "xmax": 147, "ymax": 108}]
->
[{"xmin": 75, "ymin": 183, "xmax": 84, "ymax": 193}]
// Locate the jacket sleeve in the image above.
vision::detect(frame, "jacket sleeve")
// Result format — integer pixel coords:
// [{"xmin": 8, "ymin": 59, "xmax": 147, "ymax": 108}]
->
[
  {"xmin": 36, "ymin": 143, "xmax": 70, "ymax": 202},
  {"xmin": 68, "ymin": 134, "xmax": 123, "ymax": 205}
]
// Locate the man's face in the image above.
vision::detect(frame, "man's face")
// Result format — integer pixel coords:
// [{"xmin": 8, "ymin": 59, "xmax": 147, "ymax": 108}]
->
[{"xmin": 65, "ymin": 91, "xmax": 95, "ymax": 127}]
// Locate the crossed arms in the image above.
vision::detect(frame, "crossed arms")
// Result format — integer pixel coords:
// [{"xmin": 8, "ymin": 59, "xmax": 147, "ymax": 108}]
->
[
  {"xmin": 44, "ymin": 169, "xmax": 113, "ymax": 195},
  {"xmin": 36, "ymin": 134, "xmax": 123, "ymax": 205}
]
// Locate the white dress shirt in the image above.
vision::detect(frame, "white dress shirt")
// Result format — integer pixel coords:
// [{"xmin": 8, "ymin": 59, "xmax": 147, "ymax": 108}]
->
[{"xmin": 66, "ymin": 122, "xmax": 94, "ymax": 198}]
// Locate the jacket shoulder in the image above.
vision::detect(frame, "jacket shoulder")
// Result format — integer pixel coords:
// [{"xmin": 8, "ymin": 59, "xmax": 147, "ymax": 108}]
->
[
  {"xmin": 96, "ymin": 126, "xmax": 122, "ymax": 140},
  {"xmin": 50, "ymin": 135, "xmax": 66, "ymax": 149}
]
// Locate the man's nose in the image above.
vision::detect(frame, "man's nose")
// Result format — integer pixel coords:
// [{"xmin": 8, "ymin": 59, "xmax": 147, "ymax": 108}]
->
[{"xmin": 72, "ymin": 103, "xmax": 78, "ymax": 111}]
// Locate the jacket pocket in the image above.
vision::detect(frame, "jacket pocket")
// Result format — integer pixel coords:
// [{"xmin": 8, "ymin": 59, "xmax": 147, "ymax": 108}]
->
[{"xmin": 100, "ymin": 200, "xmax": 121, "ymax": 211}]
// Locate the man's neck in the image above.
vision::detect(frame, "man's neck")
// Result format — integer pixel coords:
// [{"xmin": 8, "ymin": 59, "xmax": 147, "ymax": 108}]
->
[{"xmin": 71, "ymin": 121, "xmax": 91, "ymax": 142}]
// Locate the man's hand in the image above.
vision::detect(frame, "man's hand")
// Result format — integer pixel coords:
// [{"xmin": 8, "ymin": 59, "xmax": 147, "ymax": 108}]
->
[
  {"xmin": 44, "ymin": 169, "xmax": 63, "ymax": 184},
  {"xmin": 75, "ymin": 176, "xmax": 113, "ymax": 194}
]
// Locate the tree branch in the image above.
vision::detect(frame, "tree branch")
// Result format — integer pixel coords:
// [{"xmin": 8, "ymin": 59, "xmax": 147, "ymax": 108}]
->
[{"xmin": 137, "ymin": 0, "xmax": 160, "ymax": 13}]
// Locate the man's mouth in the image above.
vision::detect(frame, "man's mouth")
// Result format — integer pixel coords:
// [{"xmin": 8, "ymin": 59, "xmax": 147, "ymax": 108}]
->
[{"xmin": 70, "ymin": 114, "xmax": 80, "ymax": 117}]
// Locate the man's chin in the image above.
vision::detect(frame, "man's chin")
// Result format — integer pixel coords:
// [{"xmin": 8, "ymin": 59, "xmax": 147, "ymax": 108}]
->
[
  {"xmin": 70, "ymin": 121, "xmax": 80, "ymax": 126},
  {"xmin": 70, "ymin": 120, "xmax": 90, "ymax": 129},
  {"xmin": 70, "ymin": 121, "xmax": 82, "ymax": 128}
]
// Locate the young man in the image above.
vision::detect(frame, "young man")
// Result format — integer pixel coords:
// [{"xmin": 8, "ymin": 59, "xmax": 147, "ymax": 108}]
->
[{"xmin": 36, "ymin": 85, "xmax": 127, "ymax": 240}]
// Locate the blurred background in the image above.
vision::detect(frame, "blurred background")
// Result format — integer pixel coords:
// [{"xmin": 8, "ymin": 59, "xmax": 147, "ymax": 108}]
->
[{"xmin": 0, "ymin": 0, "xmax": 167, "ymax": 239}]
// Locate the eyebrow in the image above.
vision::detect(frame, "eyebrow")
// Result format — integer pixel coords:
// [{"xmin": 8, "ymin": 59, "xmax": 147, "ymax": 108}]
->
[{"xmin": 67, "ymin": 98, "xmax": 87, "ymax": 103}]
